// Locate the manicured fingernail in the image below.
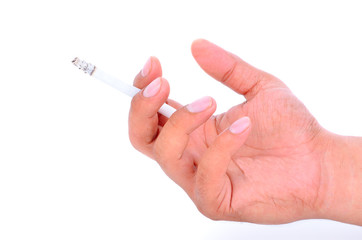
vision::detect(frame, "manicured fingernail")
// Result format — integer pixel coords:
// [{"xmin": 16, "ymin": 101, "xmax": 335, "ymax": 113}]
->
[
  {"xmin": 229, "ymin": 117, "xmax": 250, "ymax": 134},
  {"xmin": 186, "ymin": 96, "xmax": 212, "ymax": 113},
  {"xmin": 141, "ymin": 57, "xmax": 152, "ymax": 77},
  {"xmin": 143, "ymin": 77, "xmax": 161, "ymax": 97}
]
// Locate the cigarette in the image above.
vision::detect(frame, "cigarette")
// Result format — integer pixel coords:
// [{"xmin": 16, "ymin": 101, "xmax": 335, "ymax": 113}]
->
[{"xmin": 72, "ymin": 57, "xmax": 176, "ymax": 118}]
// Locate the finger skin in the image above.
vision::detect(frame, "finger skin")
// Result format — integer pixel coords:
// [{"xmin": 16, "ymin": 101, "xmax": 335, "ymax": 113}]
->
[
  {"xmin": 134, "ymin": 56, "xmax": 162, "ymax": 89},
  {"xmin": 129, "ymin": 56, "xmax": 165, "ymax": 156},
  {"xmin": 195, "ymin": 117, "xmax": 251, "ymax": 218},
  {"xmin": 191, "ymin": 39, "xmax": 284, "ymax": 100},
  {"xmin": 129, "ymin": 56, "xmax": 186, "ymax": 157},
  {"xmin": 153, "ymin": 97, "xmax": 216, "ymax": 190},
  {"xmin": 128, "ymin": 77, "xmax": 170, "ymax": 156}
]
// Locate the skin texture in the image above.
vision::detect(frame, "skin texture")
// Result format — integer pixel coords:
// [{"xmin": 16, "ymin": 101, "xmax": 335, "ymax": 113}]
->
[{"xmin": 128, "ymin": 39, "xmax": 362, "ymax": 225}]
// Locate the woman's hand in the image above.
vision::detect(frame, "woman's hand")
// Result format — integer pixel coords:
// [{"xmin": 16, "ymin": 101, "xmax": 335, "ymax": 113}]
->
[{"xmin": 128, "ymin": 39, "xmax": 354, "ymax": 224}]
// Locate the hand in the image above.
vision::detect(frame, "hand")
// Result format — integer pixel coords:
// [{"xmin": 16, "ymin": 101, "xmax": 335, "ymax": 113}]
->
[{"xmin": 128, "ymin": 39, "xmax": 335, "ymax": 224}]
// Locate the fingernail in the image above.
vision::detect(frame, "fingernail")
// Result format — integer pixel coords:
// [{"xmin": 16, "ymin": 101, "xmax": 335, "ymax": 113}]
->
[
  {"xmin": 143, "ymin": 77, "xmax": 161, "ymax": 97},
  {"xmin": 229, "ymin": 117, "xmax": 250, "ymax": 134},
  {"xmin": 141, "ymin": 57, "xmax": 152, "ymax": 77},
  {"xmin": 186, "ymin": 96, "xmax": 212, "ymax": 113}
]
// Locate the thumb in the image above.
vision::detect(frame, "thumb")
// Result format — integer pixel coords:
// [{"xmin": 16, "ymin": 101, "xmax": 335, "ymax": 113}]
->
[{"xmin": 191, "ymin": 39, "xmax": 284, "ymax": 100}]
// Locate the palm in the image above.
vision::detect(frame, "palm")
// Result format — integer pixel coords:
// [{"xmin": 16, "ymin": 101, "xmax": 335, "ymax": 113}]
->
[{"xmin": 184, "ymin": 86, "xmax": 323, "ymax": 223}]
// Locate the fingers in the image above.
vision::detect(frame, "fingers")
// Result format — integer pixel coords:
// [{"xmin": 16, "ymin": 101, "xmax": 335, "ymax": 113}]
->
[
  {"xmin": 128, "ymin": 77, "xmax": 170, "ymax": 156},
  {"xmin": 191, "ymin": 39, "xmax": 285, "ymax": 100},
  {"xmin": 195, "ymin": 117, "xmax": 251, "ymax": 214},
  {"xmin": 153, "ymin": 96, "xmax": 216, "ymax": 189},
  {"xmin": 134, "ymin": 56, "xmax": 163, "ymax": 89},
  {"xmin": 129, "ymin": 56, "xmax": 167, "ymax": 155}
]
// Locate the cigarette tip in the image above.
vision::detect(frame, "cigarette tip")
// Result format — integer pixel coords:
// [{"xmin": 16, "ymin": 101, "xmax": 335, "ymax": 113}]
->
[
  {"xmin": 72, "ymin": 57, "xmax": 79, "ymax": 65},
  {"xmin": 71, "ymin": 57, "xmax": 95, "ymax": 75}
]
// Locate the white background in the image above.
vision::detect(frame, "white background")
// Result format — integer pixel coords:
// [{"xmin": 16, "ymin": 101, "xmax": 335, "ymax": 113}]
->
[{"xmin": 1, "ymin": 0, "xmax": 362, "ymax": 239}]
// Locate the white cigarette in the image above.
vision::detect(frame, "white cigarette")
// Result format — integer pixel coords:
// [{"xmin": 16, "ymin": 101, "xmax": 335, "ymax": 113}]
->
[{"xmin": 72, "ymin": 57, "xmax": 176, "ymax": 118}]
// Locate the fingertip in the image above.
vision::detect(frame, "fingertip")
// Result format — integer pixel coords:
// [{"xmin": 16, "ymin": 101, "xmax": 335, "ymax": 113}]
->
[
  {"xmin": 130, "ymin": 77, "xmax": 170, "ymax": 122},
  {"xmin": 191, "ymin": 39, "xmax": 211, "ymax": 59},
  {"xmin": 186, "ymin": 96, "xmax": 216, "ymax": 114},
  {"xmin": 150, "ymin": 56, "xmax": 162, "ymax": 72},
  {"xmin": 141, "ymin": 57, "xmax": 152, "ymax": 77},
  {"xmin": 191, "ymin": 39, "xmax": 235, "ymax": 80},
  {"xmin": 134, "ymin": 56, "xmax": 163, "ymax": 89},
  {"xmin": 148, "ymin": 56, "xmax": 162, "ymax": 78},
  {"xmin": 159, "ymin": 77, "xmax": 171, "ymax": 100},
  {"xmin": 191, "ymin": 38, "xmax": 207, "ymax": 49},
  {"xmin": 141, "ymin": 77, "xmax": 170, "ymax": 100},
  {"xmin": 142, "ymin": 77, "xmax": 161, "ymax": 98},
  {"xmin": 209, "ymin": 97, "xmax": 217, "ymax": 115},
  {"xmin": 229, "ymin": 116, "xmax": 251, "ymax": 135}
]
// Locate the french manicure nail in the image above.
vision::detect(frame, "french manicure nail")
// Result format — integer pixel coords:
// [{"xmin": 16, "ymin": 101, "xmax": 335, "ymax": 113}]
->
[
  {"xmin": 141, "ymin": 57, "xmax": 152, "ymax": 77},
  {"xmin": 143, "ymin": 77, "xmax": 161, "ymax": 97},
  {"xmin": 186, "ymin": 96, "xmax": 212, "ymax": 113},
  {"xmin": 229, "ymin": 117, "xmax": 250, "ymax": 134}
]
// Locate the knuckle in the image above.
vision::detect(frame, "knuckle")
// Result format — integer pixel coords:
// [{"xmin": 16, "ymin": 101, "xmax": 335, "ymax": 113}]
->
[
  {"xmin": 221, "ymin": 61, "xmax": 237, "ymax": 84},
  {"xmin": 240, "ymin": 68, "xmax": 263, "ymax": 96}
]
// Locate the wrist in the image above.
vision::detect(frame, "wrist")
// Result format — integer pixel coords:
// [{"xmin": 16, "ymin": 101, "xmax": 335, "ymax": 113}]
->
[{"xmin": 318, "ymin": 132, "xmax": 362, "ymax": 225}]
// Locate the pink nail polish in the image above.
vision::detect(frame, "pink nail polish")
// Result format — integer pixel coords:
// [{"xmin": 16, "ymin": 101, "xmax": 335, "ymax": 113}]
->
[
  {"xmin": 143, "ymin": 77, "xmax": 161, "ymax": 97},
  {"xmin": 186, "ymin": 96, "xmax": 212, "ymax": 113},
  {"xmin": 229, "ymin": 117, "xmax": 250, "ymax": 134},
  {"xmin": 141, "ymin": 57, "xmax": 152, "ymax": 77}
]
